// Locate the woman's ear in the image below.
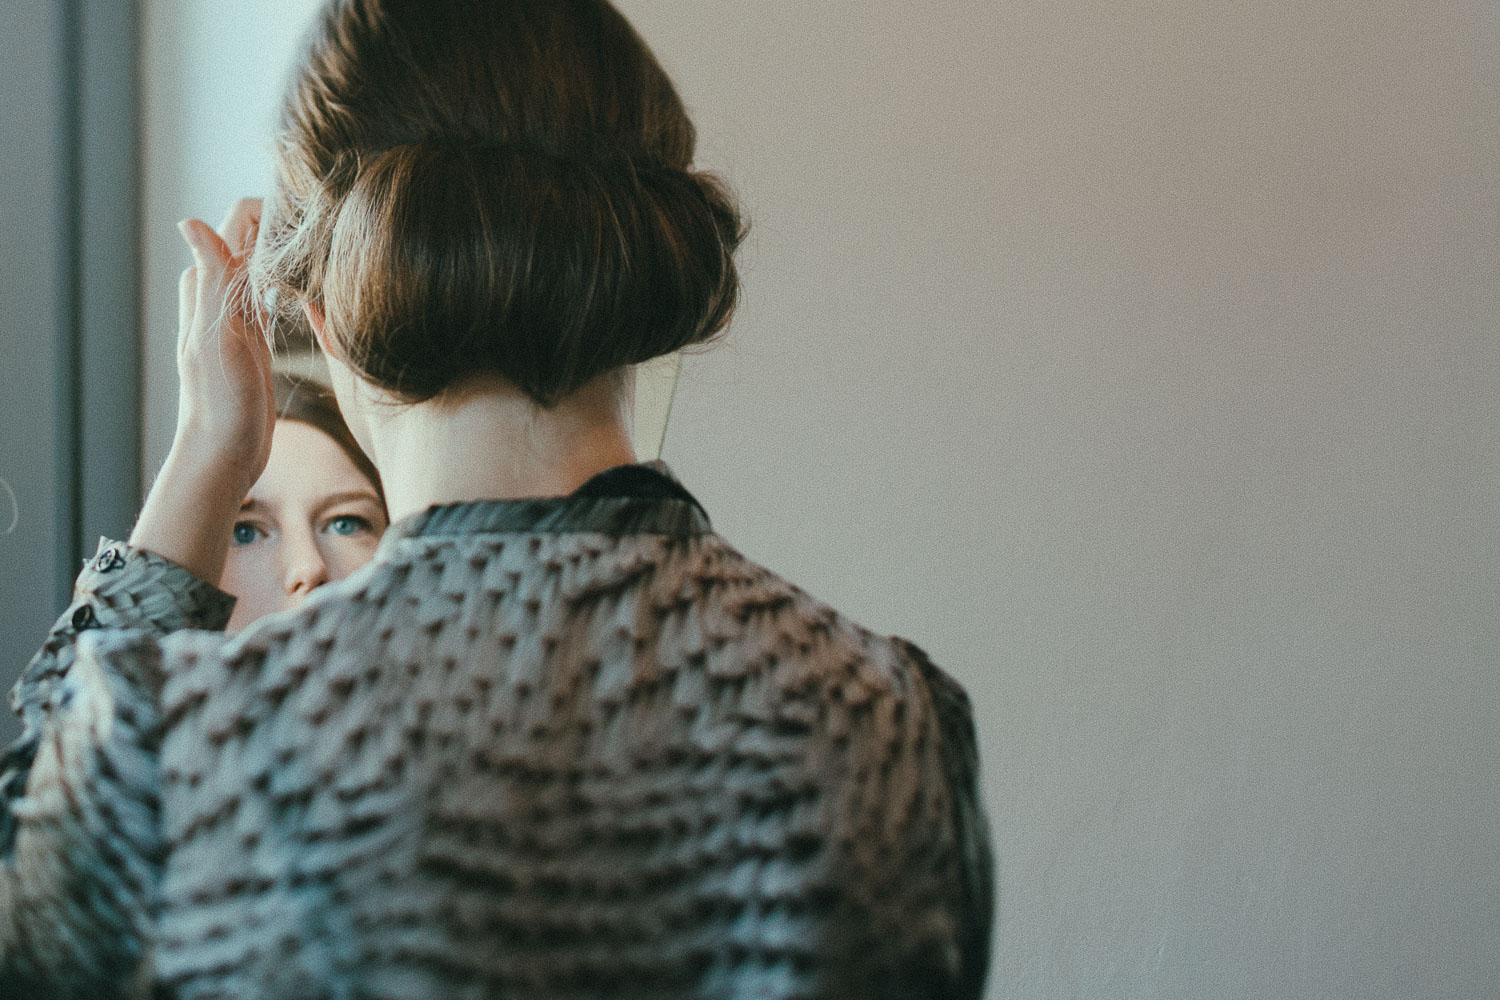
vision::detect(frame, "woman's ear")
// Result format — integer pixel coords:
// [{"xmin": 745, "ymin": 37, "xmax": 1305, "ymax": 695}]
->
[{"xmin": 303, "ymin": 300, "xmax": 333, "ymax": 357}]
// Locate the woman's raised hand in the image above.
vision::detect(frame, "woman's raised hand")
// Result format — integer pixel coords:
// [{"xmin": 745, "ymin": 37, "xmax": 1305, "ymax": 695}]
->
[
  {"xmin": 129, "ymin": 198, "xmax": 278, "ymax": 587},
  {"xmin": 173, "ymin": 198, "xmax": 276, "ymax": 490}
]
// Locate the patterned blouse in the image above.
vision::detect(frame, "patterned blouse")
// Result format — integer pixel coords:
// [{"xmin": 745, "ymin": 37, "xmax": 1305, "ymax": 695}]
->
[{"xmin": 0, "ymin": 463, "xmax": 992, "ymax": 999}]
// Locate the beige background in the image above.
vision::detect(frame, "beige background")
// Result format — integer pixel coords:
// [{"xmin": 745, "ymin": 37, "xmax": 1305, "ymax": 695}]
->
[{"xmin": 142, "ymin": 2, "xmax": 1500, "ymax": 996}]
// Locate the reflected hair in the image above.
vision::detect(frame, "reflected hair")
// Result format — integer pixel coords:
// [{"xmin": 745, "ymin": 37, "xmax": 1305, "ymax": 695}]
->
[{"xmin": 251, "ymin": 0, "xmax": 745, "ymax": 407}]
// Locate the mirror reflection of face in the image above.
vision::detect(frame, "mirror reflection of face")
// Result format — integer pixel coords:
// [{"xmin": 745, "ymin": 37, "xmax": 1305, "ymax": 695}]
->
[{"xmin": 222, "ymin": 419, "xmax": 388, "ymax": 633}]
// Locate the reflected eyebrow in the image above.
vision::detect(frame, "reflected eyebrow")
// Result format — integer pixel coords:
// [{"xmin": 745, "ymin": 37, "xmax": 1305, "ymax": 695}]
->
[
  {"xmin": 241, "ymin": 492, "xmax": 380, "ymax": 516},
  {"xmin": 320, "ymin": 490, "xmax": 382, "ymax": 508},
  {"xmin": 315, "ymin": 490, "xmax": 385, "ymax": 516}
]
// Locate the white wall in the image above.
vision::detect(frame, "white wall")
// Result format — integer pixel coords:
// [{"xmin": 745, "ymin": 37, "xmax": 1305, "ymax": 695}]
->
[
  {"xmin": 142, "ymin": 2, "xmax": 1500, "ymax": 997},
  {"xmin": 141, "ymin": 0, "xmax": 316, "ymax": 471}
]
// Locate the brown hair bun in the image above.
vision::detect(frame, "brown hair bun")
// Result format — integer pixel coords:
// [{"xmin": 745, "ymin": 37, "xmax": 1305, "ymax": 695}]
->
[{"xmin": 252, "ymin": 0, "xmax": 745, "ymax": 408}]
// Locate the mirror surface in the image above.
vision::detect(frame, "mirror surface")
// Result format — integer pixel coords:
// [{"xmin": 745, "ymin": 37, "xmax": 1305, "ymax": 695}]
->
[{"xmin": 120, "ymin": 3, "xmax": 1500, "ymax": 999}]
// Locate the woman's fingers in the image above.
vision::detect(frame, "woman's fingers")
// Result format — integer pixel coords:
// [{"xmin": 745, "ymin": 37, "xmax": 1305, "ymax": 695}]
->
[
  {"xmin": 180, "ymin": 216, "xmax": 256, "ymax": 347},
  {"xmin": 216, "ymin": 197, "xmax": 264, "ymax": 257},
  {"xmin": 162, "ymin": 203, "xmax": 278, "ymax": 508},
  {"xmin": 178, "ymin": 218, "xmax": 233, "ymax": 278},
  {"xmin": 177, "ymin": 266, "xmax": 198, "ymax": 355}
]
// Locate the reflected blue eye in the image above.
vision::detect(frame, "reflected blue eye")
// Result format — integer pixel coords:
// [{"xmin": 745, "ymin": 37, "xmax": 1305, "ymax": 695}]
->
[
  {"xmin": 231, "ymin": 522, "xmax": 262, "ymax": 546},
  {"xmin": 326, "ymin": 515, "xmax": 371, "ymax": 537}
]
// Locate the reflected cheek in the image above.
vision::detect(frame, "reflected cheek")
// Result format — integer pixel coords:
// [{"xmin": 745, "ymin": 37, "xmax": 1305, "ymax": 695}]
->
[
  {"xmin": 322, "ymin": 534, "xmax": 382, "ymax": 583},
  {"xmin": 221, "ymin": 546, "xmax": 290, "ymax": 633}
]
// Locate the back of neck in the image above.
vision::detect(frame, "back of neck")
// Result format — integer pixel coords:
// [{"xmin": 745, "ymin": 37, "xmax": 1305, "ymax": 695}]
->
[{"xmin": 368, "ymin": 371, "xmax": 638, "ymax": 523}]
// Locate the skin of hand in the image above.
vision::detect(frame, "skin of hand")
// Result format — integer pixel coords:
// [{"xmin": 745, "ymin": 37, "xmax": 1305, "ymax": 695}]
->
[
  {"xmin": 221, "ymin": 419, "xmax": 388, "ymax": 633},
  {"xmin": 129, "ymin": 198, "xmax": 276, "ymax": 587}
]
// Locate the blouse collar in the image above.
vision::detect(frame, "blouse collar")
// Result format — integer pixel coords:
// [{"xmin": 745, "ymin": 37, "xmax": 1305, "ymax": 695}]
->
[{"xmin": 380, "ymin": 460, "xmax": 712, "ymax": 544}]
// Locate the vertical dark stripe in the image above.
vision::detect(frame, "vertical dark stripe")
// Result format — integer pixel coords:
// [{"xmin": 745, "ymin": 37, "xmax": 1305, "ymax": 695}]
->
[
  {"xmin": 77, "ymin": 0, "xmax": 143, "ymax": 550},
  {"xmin": 55, "ymin": 0, "xmax": 84, "ymax": 602},
  {"xmin": 0, "ymin": 0, "xmax": 77, "ymax": 743}
]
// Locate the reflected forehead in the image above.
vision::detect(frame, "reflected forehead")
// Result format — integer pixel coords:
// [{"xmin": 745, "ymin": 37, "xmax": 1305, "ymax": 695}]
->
[{"xmin": 242, "ymin": 420, "xmax": 381, "ymax": 512}]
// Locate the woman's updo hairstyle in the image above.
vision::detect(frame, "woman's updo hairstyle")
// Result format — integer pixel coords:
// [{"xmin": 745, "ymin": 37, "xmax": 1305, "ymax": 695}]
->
[{"xmin": 252, "ymin": 0, "xmax": 744, "ymax": 407}]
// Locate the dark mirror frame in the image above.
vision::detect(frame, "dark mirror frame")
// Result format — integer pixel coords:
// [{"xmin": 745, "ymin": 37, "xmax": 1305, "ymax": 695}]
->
[{"xmin": 0, "ymin": 0, "xmax": 141, "ymax": 744}]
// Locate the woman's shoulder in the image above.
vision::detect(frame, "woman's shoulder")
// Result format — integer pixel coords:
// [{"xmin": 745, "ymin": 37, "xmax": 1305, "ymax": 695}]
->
[
  {"xmin": 674, "ymin": 535, "xmax": 992, "ymax": 993},
  {"xmin": 686, "ymin": 532, "xmax": 965, "ymax": 699}
]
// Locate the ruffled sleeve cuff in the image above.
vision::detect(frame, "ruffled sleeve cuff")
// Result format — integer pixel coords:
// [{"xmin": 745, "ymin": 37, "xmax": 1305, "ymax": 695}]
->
[
  {"xmin": 10, "ymin": 539, "xmax": 234, "ymax": 723},
  {"xmin": 69, "ymin": 537, "xmax": 236, "ymax": 636}
]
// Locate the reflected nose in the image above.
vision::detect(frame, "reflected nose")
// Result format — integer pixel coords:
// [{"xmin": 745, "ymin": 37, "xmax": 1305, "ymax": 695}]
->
[{"xmin": 283, "ymin": 532, "xmax": 329, "ymax": 597}]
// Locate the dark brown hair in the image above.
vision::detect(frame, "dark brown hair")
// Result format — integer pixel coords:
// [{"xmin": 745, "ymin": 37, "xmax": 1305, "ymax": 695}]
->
[
  {"xmin": 273, "ymin": 373, "xmax": 385, "ymax": 506},
  {"xmin": 252, "ymin": 0, "xmax": 744, "ymax": 407}
]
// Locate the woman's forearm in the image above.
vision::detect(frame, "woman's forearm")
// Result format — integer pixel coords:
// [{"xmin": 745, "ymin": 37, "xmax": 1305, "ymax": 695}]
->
[{"xmin": 129, "ymin": 441, "xmax": 252, "ymax": 589}]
